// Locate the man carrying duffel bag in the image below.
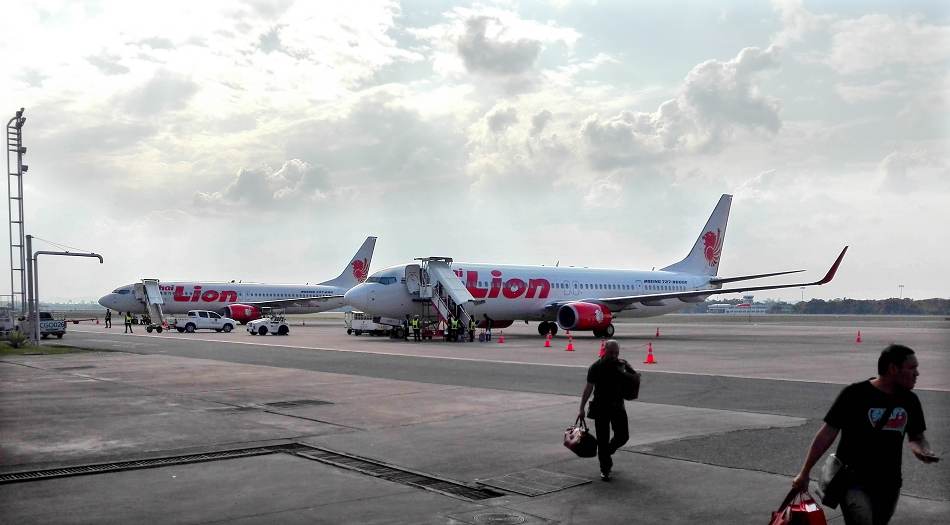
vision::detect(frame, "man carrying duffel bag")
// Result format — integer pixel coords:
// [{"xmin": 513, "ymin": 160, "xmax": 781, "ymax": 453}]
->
[{"xmin": 577, "ymin": 339, "xmax": 636, "ymax": 481}]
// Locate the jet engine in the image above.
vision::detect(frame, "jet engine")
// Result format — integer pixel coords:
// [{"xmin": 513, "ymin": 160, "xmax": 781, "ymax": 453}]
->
[
  {"xmin": 557, "ymin": 302, "xmax": 612, "ymax": 331},
  {"xmin": 219, "ymin": 304, "xmax": 263, "ymax": 325}
]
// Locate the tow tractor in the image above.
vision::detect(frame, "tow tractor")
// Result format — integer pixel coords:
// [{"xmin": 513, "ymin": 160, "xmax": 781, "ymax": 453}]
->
[{"xmin": 247, "ymin": 310, "xmax": 290, "ymax": 336}]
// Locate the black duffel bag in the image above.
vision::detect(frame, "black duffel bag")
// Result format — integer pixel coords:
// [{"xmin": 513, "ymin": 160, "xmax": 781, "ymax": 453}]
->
[{"xmin": 619, "ymin": 360, "xmax": 641, "ymax": 400}]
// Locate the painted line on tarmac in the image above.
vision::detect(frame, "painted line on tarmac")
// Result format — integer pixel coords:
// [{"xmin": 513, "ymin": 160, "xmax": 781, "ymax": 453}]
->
[{"xmin": 69, "ymin": 329, "xmax": 949, "ymax": 392}]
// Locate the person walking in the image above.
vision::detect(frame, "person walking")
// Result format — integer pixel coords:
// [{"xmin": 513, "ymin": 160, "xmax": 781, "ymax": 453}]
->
[
  {"xmin": 468, "ymin": 316, "xmax": 476, "ymax": 342},
  {"xmin": 104, "ymin": 309, "xmax": 112, "ymax": 328},
  {"xmin": 578, "ymin": 340, "xmax": 632, "ymax": 481},
  {"xmin": 791, "ymin": 344, "xmax": 939, "ymax": 524},
  {"xmin": 124, "ymin": 312, "xmax": 133, "ymax": 334}
]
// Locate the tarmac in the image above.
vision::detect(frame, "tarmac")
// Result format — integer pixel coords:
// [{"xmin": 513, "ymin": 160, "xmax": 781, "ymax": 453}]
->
[{"xmin": 1, "ymin": 315, "xmax": 947, "ymax": 524}]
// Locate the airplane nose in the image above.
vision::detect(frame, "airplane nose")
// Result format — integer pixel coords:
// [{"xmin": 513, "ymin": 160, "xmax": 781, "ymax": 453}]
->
[
  {"xmin": 98, "ymin": 295, "xmax": 113, "ymax": 309},
  {"xmin": 344, "ymin": 285, "xmax": 367, "ymax": 310}
]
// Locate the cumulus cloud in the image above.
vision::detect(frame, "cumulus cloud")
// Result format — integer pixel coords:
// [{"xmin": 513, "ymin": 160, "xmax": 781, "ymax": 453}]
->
[
  {"xmin": 458, "ymin": 16, "xmax": 542, "ymax": 75},
  {"xmin": 530, "ymin": 110, "xmax": 552, "ymax": 136},
  {"xmin": 583, "ymin": 176, "xmax": 623, "ymax": 209},
  {"xmin": 582, "ymin": 46, "xmax": 782, "ymax": 169},
  {"xmin": 118, "ymin": 70, "xmax": 199, "ymax": 115},
  {"xmin": 770, "ymin": 0, "xmax": 829, "ymax": 45},
  {"xmin": 136, "ymin": 37, "xmax": 175, "ymax": 50},
  {"xmin": 486, "ymin": 105, "xmax": 518, "ymax": 133},
  {"xmin": 877, "ymin": 150, "xmax": 949, "ymax": 193},
  {"xmin": 827, "ymin": 14, "xmax": 950, "ymax": 75},
  {"xmin": 195, "ymin": 159, "xmax": 328, "ymax": 209},
  {"xmin": 87, "ymin": 52, "xmax": 130, "ymax": 75}
]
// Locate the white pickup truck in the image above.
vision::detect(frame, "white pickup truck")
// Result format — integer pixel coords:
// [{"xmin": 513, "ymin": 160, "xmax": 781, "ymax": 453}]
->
[{"xmin": 173, "ymin": 310, "xmax": 238, "ymax": 333}]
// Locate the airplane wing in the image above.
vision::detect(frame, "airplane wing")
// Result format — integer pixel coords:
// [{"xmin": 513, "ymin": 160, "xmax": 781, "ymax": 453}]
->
[
  {"xmin": 547, "ymin": 247, "xmax": 848, "ymax": 313},
  {"xmin": 243, "ymin": 295, "xmax": 345, "ymax": 310}
]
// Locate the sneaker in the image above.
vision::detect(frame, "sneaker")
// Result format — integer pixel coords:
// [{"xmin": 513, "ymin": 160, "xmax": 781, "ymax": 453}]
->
[{"xmin": 600, "ymin": 471, "xmax": 611, "ymax": 481}]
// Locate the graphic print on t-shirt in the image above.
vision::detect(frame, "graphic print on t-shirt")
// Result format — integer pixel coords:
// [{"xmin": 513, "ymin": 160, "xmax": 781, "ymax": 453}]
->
[{"xmin": 868, "ymin": 407, "xmax": 908, "ymax": 432}]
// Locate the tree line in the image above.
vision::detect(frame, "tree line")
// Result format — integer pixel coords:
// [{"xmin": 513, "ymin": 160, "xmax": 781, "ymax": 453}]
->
[{"xmin": 685, "ymin": 298, "xmax": 949, "ymax": 315}]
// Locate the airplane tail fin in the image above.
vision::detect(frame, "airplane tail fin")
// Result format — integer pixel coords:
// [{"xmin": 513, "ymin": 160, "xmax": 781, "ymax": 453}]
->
[
  {"xmin": 661, "ymin": 194, "xmax": 732, "ymax": 276},
  {"xmin": 319, "ymin": 236, "xmax": 377, "ymax": 289}
]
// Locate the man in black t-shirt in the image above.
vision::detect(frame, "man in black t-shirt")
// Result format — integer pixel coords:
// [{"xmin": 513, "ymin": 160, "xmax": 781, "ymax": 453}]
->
[
  {"xmin": 792, "ymin": 344, "xmax": 939, "ymax": 524},
  {"xmin": 578, "ymin": 340, "xmax": 631, "ymax": 481}
]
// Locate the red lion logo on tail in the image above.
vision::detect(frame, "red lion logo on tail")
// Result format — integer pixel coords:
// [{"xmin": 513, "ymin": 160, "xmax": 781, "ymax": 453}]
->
[
  {"xmin": 702, "ymin": 229, "xmax": 723, "ymax": 267},
  {"xmin": 351, "ymin": 258, "xmax": 369, "ymax": 283}
]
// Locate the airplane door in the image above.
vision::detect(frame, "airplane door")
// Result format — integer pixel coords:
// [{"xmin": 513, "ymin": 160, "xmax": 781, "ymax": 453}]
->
[
  {"xmin": 635, "ymin": 280, "xmax": 643, "ymax": 292},
  {"xmin": 572, "ymin": 281, "xmax": 579, "ymax": 296},
  {"xmin": 405, "ymin": 264, "xmax": 421, "ymax": 294}
]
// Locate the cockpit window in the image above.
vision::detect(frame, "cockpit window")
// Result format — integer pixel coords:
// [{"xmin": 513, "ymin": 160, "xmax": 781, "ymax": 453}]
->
[
  {"xmin": 113, "ymin": 288, "xmax": 131, "ymax": 294},
  {"xmin": 365, "ymin": 276, "xmax": 397, "ymax": 285}
]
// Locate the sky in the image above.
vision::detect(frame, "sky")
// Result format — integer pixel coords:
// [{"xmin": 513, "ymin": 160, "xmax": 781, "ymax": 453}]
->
[{"xmin": 2, "ymin": 0, "xmax": 948, "ymax": 303}]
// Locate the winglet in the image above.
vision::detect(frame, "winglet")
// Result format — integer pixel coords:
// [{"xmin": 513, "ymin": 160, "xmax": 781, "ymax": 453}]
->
[{"xmin": 817, "ymin": 246, "xmax": 848, "ymax": 285}]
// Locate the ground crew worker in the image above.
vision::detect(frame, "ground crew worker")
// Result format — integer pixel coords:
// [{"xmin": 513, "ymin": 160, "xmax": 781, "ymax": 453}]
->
[
  {"xmin": 412, "ymin": 316, "xmax": 421, "ymax": 342},
  {"xmin": 104, "ymin": 309, "xmax": 112, "ymax": 328},
  {"xmin": 451, "ymin": 317, "xmax": 460, "ymax": 342},
  {"xmin": 446, "ymin": 316, "xmax": 456, "ymax": 342},
  {"xmin": 468, "ymin": 316, "xmax": 476, "ymax": 342},
  {"xmin": 124, "ymin": 312, "xmax": 133, "ymax": 333}
]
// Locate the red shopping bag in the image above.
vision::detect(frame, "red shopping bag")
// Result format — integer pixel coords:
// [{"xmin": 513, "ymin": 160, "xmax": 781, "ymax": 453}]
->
[{"xmin": 770, "ymin": 489, "xmax": 827, "ymax": 525}]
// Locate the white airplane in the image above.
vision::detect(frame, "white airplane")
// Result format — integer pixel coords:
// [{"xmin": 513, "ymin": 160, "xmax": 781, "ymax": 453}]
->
[
  {"xmin": 99, "ymin": 236, "xmax": 376, "ymax": 324},
  {"xmin": 344, "ymin": 195, "xmax": 848, "ymax": 337}
]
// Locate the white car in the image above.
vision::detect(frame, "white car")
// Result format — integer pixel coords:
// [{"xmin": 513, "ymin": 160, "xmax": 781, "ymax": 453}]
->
[
  {"xmin": 247, "ymin": 315, "xmax": 290, "ymax": 336},
  {"xmin": 174, "ymin": 310, "xmax": 238, "ymax": 333}
]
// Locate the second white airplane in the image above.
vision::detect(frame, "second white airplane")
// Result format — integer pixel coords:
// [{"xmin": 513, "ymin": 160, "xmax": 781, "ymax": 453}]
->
[
  {"xmin": 344, "ymin": 196, "xmax": 847, "ymax": 337},
  {"xmin": 99, "ymin": 236, "xmax": 376, "ymax": 324}
]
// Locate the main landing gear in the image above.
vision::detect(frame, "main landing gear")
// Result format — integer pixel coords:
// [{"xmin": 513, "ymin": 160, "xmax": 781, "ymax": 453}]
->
[
  {"xmin": 537, "ymin": 321, "xmax": 559, "ymax": 337},
  {"xmin": 592, "ymin": 324, "xmax": 615, "ymax": 338}
]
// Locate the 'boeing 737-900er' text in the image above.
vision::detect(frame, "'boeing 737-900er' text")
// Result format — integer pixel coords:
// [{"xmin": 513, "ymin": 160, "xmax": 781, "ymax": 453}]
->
[
  {"xmin": 344, "ymin": 196, "xmax": 847, "ymax": 337},
  {"xmin": 99, "ymin": 237, "xmax": 376, "ymax": 324}
]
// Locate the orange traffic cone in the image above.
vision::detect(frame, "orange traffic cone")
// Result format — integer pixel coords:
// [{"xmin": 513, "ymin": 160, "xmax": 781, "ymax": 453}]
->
[
  {"xmin": 643, "ymin": 342, "xmax": 657, "ymax": 364},
  {"xmin": 544, "ymin": 330, "xmax": 552, "ymax": 348},
  {"xmin": 599, "ymin": 339, "xmax": 606, "ymax": 358},
  {"xmin": 566, "ymin": 331, "xmax": 574, "ymax": 352},
  {"xmin": 655, "ymin": 327, "xmax": 660, "ymax": 338},
  {"xmin": 498, "ymin": 331, "xmax": 505, "ymax": 344},
  {"xmin": 855, "ymin": 330, "xmax": 862, "ymax": 343}
]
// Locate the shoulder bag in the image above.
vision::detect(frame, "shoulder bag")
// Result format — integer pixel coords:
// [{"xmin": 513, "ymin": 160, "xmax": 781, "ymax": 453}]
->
[{"xmin": 816, "ymin": 406, "xmax": 894, "ymax": 508}]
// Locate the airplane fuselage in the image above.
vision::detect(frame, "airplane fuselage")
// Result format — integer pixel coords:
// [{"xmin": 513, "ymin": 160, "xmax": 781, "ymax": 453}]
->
[
  {"xmin": 100, "ymin": 282, "xmax": 345, "ymax": 314},
  {"xmin": 345, "ymin": 263, "xmax": 717, "ymax": 321}
]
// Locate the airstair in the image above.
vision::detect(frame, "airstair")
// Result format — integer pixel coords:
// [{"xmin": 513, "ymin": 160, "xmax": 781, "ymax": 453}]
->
[
  {"xmin": 133, "ymin": 279, "xmax": 166, "ymax": 327},
  {"xmin": 407, "ymin": 258, "xmax": 483, "ymax": 329}
]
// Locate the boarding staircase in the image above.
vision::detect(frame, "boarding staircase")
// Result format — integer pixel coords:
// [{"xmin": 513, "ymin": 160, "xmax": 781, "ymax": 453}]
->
[
  {"xmin": 133, "ymin": 279, "xmax": 166, "ymax": 327},
  {"xmin": 407, "ymin": 258, "xmax": 482, "ymax": 329}
]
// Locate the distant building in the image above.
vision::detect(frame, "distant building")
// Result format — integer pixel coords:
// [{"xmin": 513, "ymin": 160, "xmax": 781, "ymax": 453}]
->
[{"xmin": 707, "ymin": 295, "xmax": 767, "ymax": 314}]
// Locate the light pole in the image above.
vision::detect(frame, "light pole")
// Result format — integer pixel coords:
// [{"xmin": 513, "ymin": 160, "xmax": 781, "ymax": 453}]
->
[
  {"xmin": 800, "ymin": 286, "xmax": 805, "ymax": 303},
  {"xmin": 899, "ymin": 284, "xmax": 904, "ymax": 299}
]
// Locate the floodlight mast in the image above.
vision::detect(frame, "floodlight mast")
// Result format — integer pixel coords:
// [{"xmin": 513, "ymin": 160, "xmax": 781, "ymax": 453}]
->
[{"xmin": 6, "ymin": 108, "xmax": 28, "ymax": 313}]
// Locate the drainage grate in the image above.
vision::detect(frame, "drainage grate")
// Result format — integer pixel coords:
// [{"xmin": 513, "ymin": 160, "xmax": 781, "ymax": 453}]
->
[
  {"xmin": 0, "ymin": 446, "xmax": 285, "ymax": 484},
  {"xmin": 292, "ymin": 445, "xmax": 504, "ymax": 501},
  {"xmin": 0, "ymin": 443, "xmax": 505, "ymax": 501},
  {"xmin": 263, "ymin": 399, "xmax": 332, "ymax": 409}
]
